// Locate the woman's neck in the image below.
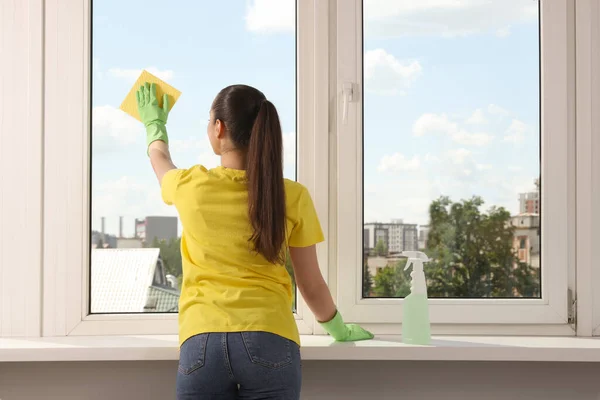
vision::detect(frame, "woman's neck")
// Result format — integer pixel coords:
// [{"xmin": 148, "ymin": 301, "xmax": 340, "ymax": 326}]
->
[{"xmin": 220, "ymin": 149, "xmax": 246, "ymax": 170}]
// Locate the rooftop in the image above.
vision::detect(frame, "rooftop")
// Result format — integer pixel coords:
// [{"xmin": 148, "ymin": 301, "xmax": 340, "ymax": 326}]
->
[{"xmin": 91, "ymin": 248, "xmax": 178, "ymax": 313}]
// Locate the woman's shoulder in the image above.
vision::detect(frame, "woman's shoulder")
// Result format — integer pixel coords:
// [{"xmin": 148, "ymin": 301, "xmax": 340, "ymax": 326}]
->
[
  {"xmin": 284, "ymin": 179, "xmax": 310, "ymax": 202},
  {"xmin": 191, "ymin": 164, "xmax": 209, "ymax": 173},
  {"xmin": 284, "ymin": 179, "xmax": 306, "ymax": 192},
  {"xmin": 179, "ymin": 164, "xmax": 209, "ymax": 177},
  {"xmin": 169, "ymin": 165, "xmax": 210, "ymax": 188}
]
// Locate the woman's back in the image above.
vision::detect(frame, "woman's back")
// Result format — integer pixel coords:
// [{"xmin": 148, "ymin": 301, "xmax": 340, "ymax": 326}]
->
[
  {"xmin": 161, "ymin": 164, "xmax": 323, "ymax": 347},
  {"xmin": 136, "ymin": 83, "xmax": 372, "ymax": 399}
]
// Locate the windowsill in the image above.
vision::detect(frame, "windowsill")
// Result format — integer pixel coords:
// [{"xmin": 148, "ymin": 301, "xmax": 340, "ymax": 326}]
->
[{"xmin": 3, "ymin": 335, "xmax": 600, "ymax": 363}]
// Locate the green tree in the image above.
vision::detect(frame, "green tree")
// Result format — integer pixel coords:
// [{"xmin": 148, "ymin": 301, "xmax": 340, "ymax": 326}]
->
[
  {"xmin": 372, "ymin": 259, "xmax": 411, "ymax": 297},
  {"xmin": 375, "ymin": 238, "xmax": 388, "ymax": 257},
  {"xmin": 370, "ymin": 196, "xmax": 540, "ymax": 298},
  {"xmin": 151, "ymin": 237, "xmax": 183, "ymax": 278},
  {"xmin": 363, "ymin": 262, "xmax": 373, "ymax": 297},
  {"xmin": 424, "ymin": 196, "xmax": 540, "ymax": 298}
]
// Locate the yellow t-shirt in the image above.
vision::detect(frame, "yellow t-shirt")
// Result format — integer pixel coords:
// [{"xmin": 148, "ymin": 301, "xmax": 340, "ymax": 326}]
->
[{"xmin": 161, "ymin": 165, "xmax": 324, "ymax": 346}]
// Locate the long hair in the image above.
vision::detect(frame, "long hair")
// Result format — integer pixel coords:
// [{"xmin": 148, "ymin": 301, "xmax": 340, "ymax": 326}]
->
[{"xmin": 211, "ymin": 85, "xmax": 286, "ymax": 264}]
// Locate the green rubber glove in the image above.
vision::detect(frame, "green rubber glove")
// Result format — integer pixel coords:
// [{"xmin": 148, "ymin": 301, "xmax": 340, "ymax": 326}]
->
[
  {"xmin": 136, "ymin": 82, "xmax": 169, "ymax": 154},
  {"xmin": 319, "ymin": 311, "xmax": 374, "ymax": 342}
]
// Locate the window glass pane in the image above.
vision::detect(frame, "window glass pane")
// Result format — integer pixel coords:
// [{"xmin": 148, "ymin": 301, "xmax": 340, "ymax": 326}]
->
[
  {"xmin": 363, "ymin": 0, "xmax": 541, "ymax": 299},
  {"xmin": 91, "ymin": 0, "xmax": 297, "ymax": 313}
]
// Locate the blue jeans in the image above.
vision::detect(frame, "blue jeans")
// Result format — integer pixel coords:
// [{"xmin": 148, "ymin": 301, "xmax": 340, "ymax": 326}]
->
[{"xmin": 176, "ymin": 332, "xmax": 302, "ymax": 400}]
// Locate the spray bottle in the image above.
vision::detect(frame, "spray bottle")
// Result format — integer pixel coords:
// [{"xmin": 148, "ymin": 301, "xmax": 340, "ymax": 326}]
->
[{"xmin": 401, "ymin": 251, "xmax": 431, "ymax": 345}]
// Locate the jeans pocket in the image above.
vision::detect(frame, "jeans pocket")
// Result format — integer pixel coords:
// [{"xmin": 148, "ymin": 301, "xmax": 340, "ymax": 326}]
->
[
  {"xmin": 241, "ymin": 332, "xmax": 293, "ymax": 370},
  {"xmin": 178, "ymin": 333, "xmax": 209, "ymax": 375}
]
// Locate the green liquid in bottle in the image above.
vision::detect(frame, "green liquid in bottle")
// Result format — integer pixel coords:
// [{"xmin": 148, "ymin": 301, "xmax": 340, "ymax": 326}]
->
[{"xmin": 402, "ymin": 293, "xmax": 431, "ymax": 345}]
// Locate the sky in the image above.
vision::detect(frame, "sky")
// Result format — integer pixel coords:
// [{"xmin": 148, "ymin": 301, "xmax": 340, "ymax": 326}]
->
[{"xmin": 91, "ymin": 0, "xmax": 540, "ymax": 237}]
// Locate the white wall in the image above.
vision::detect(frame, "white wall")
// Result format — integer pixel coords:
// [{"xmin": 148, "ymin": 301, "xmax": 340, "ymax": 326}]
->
[
  {"xmin": 0, "ymin": 0, "xmax": 43, "ymax": 338},
  {"xmin": 1, "ymin": 361, "xmax": 599, "ymax": 400}
]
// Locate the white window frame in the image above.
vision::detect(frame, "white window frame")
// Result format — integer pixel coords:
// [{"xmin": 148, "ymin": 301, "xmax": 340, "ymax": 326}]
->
[
  {"xmin": 574, "ymin": 0, "xmax": 600, "ymax": 337},
  {"xmin": 42, "ymin": 0, "xmax": 328, "ymax": 337},
  {"xmin": 335, "ymin": 0, "xmax": 576, "ymax": 335},
  {"xmin": 0, "ymin": 0, "xmax": 44, "ymax": 339}
]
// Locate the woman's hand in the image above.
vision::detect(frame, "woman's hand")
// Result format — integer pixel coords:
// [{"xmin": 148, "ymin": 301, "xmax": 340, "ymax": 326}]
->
[
  {"xmin": 137, "ymin": 82, "xmax": 176, "ymax": 182},
  {"xmin": 319, "ymin": 311, "xmax": 375, "ymax": 342},
  {"xmin": 136, "ymin": 82, "xmax": 170, "ymax": 154}
]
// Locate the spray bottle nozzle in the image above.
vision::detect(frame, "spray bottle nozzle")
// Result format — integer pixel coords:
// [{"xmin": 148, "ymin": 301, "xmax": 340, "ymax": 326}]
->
[
  {"xmin": 400, "ymin": 251, "xmax": 430, "ymax": 271},
  {"xmin": 401, "ymin": 251, "xmax": 430, "ymax": 297}
]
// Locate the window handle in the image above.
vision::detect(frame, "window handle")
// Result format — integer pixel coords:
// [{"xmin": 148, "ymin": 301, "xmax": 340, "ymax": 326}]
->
[{"xmin": 342, "ymin": 82, "xmax": 355, "ymax": 125}]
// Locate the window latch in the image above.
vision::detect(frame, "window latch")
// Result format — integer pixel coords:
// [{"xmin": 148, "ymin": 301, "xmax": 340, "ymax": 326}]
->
[{"xmin": 342, "ymin": 82, "xmax": 355, "ymax": 125}]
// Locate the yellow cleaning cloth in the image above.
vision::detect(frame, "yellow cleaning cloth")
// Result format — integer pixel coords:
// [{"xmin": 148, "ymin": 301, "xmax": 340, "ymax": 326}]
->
[{"xmin": 119, "ymin": 69, "xmax": 181, "ymax": 122}]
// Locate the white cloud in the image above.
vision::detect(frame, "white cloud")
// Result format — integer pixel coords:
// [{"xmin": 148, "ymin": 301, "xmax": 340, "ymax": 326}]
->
[
  {"xmin": 364, "ymin": 49, "xmax": 422, "ymax": 95},
  {"xmin": 487, "ymin": 103, "xmax": 510, "ymax": 117},
  {"xmin": 446, "ymin": 148, "xmax": 471, "ymax": 165},
  {"xmin": 413, "ymin": 113, "xmax": 493, "ymax": 146},
  {"xmin": 366, "ymin": 105, "xmax": 539, "ymax": 224},
  {"xmin": 169, "ymin": 136, "xmax": 206, "ymax": 154},
  {"xmin": 451, "ymin": 130, "xmax": 493, "ymax": 147},
  {"xmin": 365, "ymin": 0, "xmax": 472, "ymax": 20},
  {"xmin": 245, "ymin": 0, "xmax": 295, "ymax": 34},
  {"xmin": 364, "ymin": 178, "xmax": 437, "ymax": 225},
  {"xmin": 92, "ymin": 176, "xmax": 177, "ymax": 236},
  {"xmin": 364, "ymin": 0, "xmax": 537, "ymax": 38},
  {"xmin": 503, "ymin": 119, "xmax": 529, "ymax": 144},
  {"xmin": 246, "ymin": 0, "xmax": 536, "ymax": 38},
  {"xmin": 496, "ymin": 26, "xmax": 512, "ymax": 38},
  {"xmin": 366, "ymin": 149, "xmax": 484, "ymax": 224},
  {"xmin": 433, "ymin": 148, "xmax": 482, "ymax": 182},
  {"xmin": 413, "ymin": 113, "xmax": 454, "ymax": 136},
  {"xmin": 365, "ymin": 173, "xmax": 533, "ymax": 225},
  {"xmin": 466, "ymin": 108, "xmax": 487, "ymax": 125},
  {"xmin": 366, "ymin": 144, "xmax": 538, "ymax": 225},
  {"xmin": 424, "ymin": 153, "xmax": 440, "ymax": 163},
  {"xmin": 169, "ymin": 134, "xmax": 221, "ymax": 169},
  {"xmin": 378, "ymin": 153, "xmax": 421, "ymax": 172},
  {"xmin": 108, "ymin": 67, "xmax": 174, "ymax": 82},
  {"xmin": 92, "ymin": 106, "xmax": 144, "ymax": 154}
]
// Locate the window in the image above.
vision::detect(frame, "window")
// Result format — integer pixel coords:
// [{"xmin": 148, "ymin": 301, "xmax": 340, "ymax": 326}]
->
[
  {"xmin": 41, "ymin": 0, "xmax": 578, "ymax": 339},
  {"xmin": 90, "ymin": 0, "xmax": 297, "ymax": 314},
  {"xmin": 362, "ymin": 0, "xmax": 541, "ymax": 300},
  {"xmin": 43, "ymin": 0, "xmax": 326, "ymax": 336},
  {"xmin": 336, "ymin": 0, "xmax": 574, "ymax": 331}
]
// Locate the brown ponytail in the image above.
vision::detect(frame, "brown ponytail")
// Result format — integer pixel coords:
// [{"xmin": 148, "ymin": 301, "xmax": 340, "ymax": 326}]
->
[
  {"xmin": 211, "ymin": 85, "xmax": 286, "ymax": 264},
  {"xmin": 247, "ymin": 100, "xmax": 286, "ymax": 264}
]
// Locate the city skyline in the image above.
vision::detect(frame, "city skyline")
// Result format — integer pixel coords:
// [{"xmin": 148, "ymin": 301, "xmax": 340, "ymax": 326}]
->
[{"xmin": 363, "ymin": 179, "xmax": 540, "ymax": 260}]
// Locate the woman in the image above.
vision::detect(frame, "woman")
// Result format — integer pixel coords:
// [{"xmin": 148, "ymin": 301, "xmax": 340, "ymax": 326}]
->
[{"xmin": 136, "ymin": 83, "xmax": 373, "ymax": 400}]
